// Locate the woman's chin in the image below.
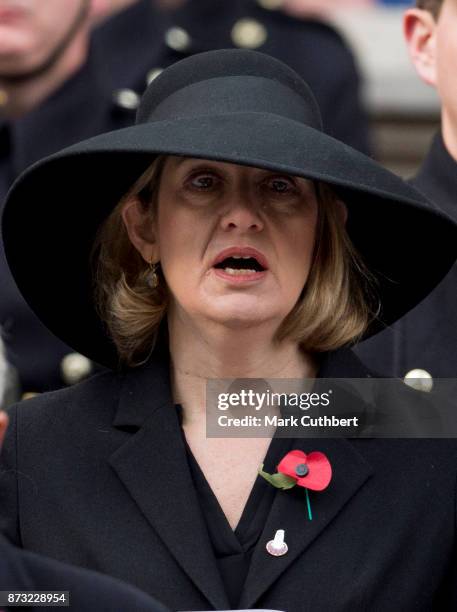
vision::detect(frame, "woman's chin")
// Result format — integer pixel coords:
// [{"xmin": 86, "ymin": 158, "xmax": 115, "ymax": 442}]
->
[{"xmin": 202, "ymin": 303, "xmax": 281, "ymax": 330}]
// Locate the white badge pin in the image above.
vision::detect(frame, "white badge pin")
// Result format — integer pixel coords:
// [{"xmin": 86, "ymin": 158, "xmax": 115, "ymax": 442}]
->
[{"xmin": 266, "ymin": 529, "xmax": 288, "ymax": 557}]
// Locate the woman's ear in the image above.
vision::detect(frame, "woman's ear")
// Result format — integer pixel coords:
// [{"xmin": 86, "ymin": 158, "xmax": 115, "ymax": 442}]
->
[
  {"xmin": 122, "ymin": 197, "xmax": 159, "ymax": 264},
  {"xmin": 403, "ymin": 9, "xmax": 438, "ymax": 87}
]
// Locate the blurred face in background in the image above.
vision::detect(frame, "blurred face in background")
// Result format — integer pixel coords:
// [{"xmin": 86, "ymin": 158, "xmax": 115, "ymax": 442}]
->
[
  {"xmin": 404, "ymin": 0, "xmax": 457, "ymax": 155},
  {"xmin": 433, "ymin": 0, "xmax": 457, "ymax": 141},
  {"xmin": 282, "ymin": 0, "xmax": 372, "ymax": 18},
  {"xmin": 0, "ymin": 0, "xmax": 92, "ymax": 77}
]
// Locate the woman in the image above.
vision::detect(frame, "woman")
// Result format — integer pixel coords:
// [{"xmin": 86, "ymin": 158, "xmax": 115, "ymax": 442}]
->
[{"xmin": 0, "ymin": 49, "xmax": 456, "ymax": 611}]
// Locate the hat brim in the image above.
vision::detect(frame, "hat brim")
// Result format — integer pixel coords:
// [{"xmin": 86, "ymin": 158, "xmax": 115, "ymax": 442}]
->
[{"xmin": 3, "ymin": 112, "xmax": 456, "ymax": 368}]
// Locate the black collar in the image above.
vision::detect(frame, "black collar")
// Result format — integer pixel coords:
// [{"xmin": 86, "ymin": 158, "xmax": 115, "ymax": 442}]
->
[
  {"xmin": 318, "ymin": 346, "xmax": 372, "ymax": 378},
  {"xmin": 112, "ymin": 346, "xmax": 372, "ymax": 429}
]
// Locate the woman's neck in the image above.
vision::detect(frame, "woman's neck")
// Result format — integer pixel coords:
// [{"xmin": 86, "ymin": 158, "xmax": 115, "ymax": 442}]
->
[{"xmin": 168, "ymin": 317, "xmax": 317, "ymax": 424}]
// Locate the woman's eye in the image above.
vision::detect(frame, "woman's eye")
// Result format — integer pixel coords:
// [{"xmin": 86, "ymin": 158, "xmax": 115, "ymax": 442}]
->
[
  {"xmin": 266, "ymin": 177, "xmax": 296, "ymax": 195},
  {"xmin": 189, "ymin": 174, "xmax": 218, "ymax": 190}
]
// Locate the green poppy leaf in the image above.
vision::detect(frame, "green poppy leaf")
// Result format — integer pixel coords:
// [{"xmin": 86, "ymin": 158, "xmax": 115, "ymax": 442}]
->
[{"xmin": 258, "ymin": 464, "xmax": 296, "ymax": 490}]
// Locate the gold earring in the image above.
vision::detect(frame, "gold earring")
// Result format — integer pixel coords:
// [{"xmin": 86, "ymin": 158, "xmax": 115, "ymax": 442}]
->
[{"xmin": 147, "ymin": 261, "xmax": 159, "ymax": 289}]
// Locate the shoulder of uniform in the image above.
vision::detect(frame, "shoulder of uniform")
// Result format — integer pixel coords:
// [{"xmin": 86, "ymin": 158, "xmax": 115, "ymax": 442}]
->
[{"xmin": 14, "ymin": 368, "xmax": 122, "ymax": 423}]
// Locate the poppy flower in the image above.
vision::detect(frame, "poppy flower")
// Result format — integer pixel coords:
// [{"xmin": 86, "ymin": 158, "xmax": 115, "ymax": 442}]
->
[
  {"xmin": 277, "ymin": 449, "xmax": 332, "ymax": 491},
  {"xmin": 259, "ymin": 449, "xmax": 332, "ymax": 520}
]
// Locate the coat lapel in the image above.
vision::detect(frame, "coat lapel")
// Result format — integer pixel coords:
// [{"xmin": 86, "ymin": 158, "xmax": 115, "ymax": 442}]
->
[
  {"xmin": 239, "ymin": 348, "xmax": 375, "ymax": 609},
  {"xmin": 239, "ymin": 437, "xmax": 373, "ymax": 609},
  {"xmin": 108, "ymin": 353, "xmax": 230, "ymax": 610}
]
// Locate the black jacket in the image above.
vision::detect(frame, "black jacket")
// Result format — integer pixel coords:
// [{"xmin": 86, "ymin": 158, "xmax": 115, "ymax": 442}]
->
[
  {"xmin": 0, "ymin": 533, "xmax": 169, "ymax": 611},
  {"xmin": 0, "ymin": 348, "xmax": 455, "ymax": 611},
  {"xmin": 356, "ymin": 133, "xmax": 457, "ymax": 381}
]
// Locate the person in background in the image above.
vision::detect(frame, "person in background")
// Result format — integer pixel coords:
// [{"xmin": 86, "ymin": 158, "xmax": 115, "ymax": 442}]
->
[
  {"xmin": 97, "ymin": 0, "xmax": 372, "ymax": 154},
  {"xmin": 282, "ymin": 0, "xmax": 374, "ymax": 19},
  {"xmin": 0, "ymin": 0, "xmax": 166, "ymax": 398},
  {"xmin": 356, "ymin": 0, "xmax": 457, "ymax": 386}
]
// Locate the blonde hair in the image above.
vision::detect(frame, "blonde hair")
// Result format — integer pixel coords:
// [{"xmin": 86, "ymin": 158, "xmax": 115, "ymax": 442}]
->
[
  {"xmin": 93, "ymin": 157, "xmax": 169, "ymax": 365},
  {"xmin": 93, "ymin": 158, "xmax": 379, "ymax": 366},
  {"xmin": 275, "ymin": 182, "xmax": 378, "ymax": 351}
]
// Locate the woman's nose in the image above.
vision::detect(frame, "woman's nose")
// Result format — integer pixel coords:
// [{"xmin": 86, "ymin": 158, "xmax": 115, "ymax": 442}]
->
[{"xmin": 219, "ymin": 195, "xmax": 264, "ymax": 233}]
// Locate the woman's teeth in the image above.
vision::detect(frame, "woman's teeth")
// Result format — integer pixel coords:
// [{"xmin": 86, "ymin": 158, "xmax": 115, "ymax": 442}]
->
[
  {"xmin": 223, "ymin": 268, "xmax": 259, "ymax": 275},
  {"xmin": 217, "ymin": 254, "xmax": 264, "ymax": 276}
]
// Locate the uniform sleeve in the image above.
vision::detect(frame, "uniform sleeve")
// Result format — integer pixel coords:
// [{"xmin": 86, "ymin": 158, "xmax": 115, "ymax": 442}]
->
[
  {"xmin": 0, "ymin": 403, "xmax": 22, "ymax": 546},
  {"xmin": 319, "ymin": 50, "xmax": 372, "ymax": 156}
]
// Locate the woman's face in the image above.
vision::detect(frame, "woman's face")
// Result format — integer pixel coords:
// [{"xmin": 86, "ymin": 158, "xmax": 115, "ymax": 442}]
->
[{"xmin": 129, "ymin": 157, "xmax": 319, "ymax": 330}]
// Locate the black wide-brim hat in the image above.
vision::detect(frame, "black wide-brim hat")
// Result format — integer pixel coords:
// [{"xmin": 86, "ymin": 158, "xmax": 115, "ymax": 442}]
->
[{"xmin": 2, "ymin": 49, "xmax": 457, "ymax": 368}]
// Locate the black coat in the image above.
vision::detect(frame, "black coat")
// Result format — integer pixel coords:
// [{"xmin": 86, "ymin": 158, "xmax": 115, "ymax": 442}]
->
[
  {"xmin": 0, "ymin": 348, "xmax": 456, "ymax": 611},
  {"xmin": 0, "ymin": 533, "xmax": 169, "ymax": 611},
  {"xmin": 356, "ymin": 133, "xmax": 457, "ymax": 381}
]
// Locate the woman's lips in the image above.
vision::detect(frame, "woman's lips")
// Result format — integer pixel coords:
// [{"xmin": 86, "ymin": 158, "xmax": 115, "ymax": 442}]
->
[
  {"xmin": 211, "ymin": 246, "xmax": 269, "ymax": 283},
  {"xmin": 212, "ymin": 246, "xmax": 269, "ymax": 270},
  {"xmin": 212, "ymin": 268, "xmax": 268, "ymax": 283}
]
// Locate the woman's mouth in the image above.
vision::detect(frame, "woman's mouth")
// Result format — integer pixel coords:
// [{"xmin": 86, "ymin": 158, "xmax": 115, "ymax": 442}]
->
[
  {"xmin": 211, "ymin": 247, "xmax": 269, "ymax": 283},
  {"xmin": 212, "ymin": 255, "xmax": 268, "ymax": 282},
  {"xmin": 213, "ymin": 255, "xmax": 265, "ymax": 276}
]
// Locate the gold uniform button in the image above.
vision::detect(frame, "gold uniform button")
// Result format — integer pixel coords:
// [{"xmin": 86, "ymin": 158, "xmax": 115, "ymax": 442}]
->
[
  {"xmin": 231, "ymin": 18, "xmax": 268, "ymax": 49},
  {"xmin": 113, "ymin": 88, "xmax": 140, "ymax": 110},
  {"xmin": 257, "ymin": 0, "xmax": 284, "ymax": 10},
  {"xmin": 165, "ymin": 27, "xmax": 191, "ymax": 52},
  {"xmin": 404, "ymin": 369, "xmax": 434, "ymax": 393},
  {"xmin": 0, "ymin": 89, "xmax": 9, "ymax": 107},
  {"xmin": 61, "ymin": 353, "xmax": 92, "ymax": 386},
  {"xmin": 146, "ymin": 68, "xmax": 163, "ymax": 85}
]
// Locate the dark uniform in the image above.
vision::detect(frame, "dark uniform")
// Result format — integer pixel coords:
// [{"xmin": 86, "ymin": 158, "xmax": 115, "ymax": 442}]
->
[
  {"xmin": 356, "ymin": 132, "xmax": 457, "ymax": 388},
  {"xmin": 0, "ymin": 0, "xmax": 370, "ymax": 396}
]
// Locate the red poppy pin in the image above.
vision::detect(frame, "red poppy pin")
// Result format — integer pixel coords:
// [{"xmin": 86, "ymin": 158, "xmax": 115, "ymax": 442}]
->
[{"xmin": 259, "ymin": 449, "xmax": 332, "ymax": 520}]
